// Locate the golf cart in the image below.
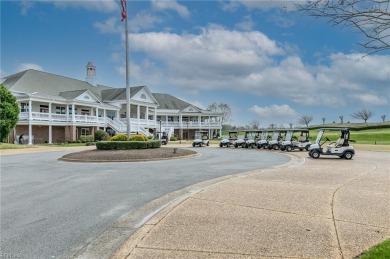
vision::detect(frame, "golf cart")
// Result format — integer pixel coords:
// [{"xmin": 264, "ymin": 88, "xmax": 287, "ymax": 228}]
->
[
  {"xmin": 256, "ymin": 130, "xmax": 270, "ymax": 149},
  {"xmin": 192, "ymin": 130, "xmax": 210, "ymax": 147},
  {"xmin": 233, "ymin": 131, "xmax": 248, "ymax": 148},
  {"xmin": 158, "ymin": 131, "xmax": 168, "ymax": 145},
  {"xmin": 244, "ymin": 130, "xmax": 260, "ymax": 148},
  {"xmin": 308, "ymin": 128, "xmax": 355, "ymax": 159},
  {"xmin": 267, "ymin": 130, "xmax": 286, "ymax": 150},
  {"xmin": 219, "ymin": 130, "xmax": 238, "ymax": 148},
  {"xmin": 281, "ymin": 129, "xmax": 311, "ymax": 152}
]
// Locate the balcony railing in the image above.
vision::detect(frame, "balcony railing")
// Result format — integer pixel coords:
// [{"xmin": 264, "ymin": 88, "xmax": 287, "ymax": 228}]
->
[{"xmin": 18, "ymin": 112, "xmax": 222, "ymax": 129}]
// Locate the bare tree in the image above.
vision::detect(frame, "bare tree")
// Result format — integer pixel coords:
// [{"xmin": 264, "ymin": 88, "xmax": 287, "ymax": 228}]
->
[
  {"xmin": 298, "ymin": 115, "xmax": 313, "ymax": 127},
  {"xmin": 207, "ymin": 102, "xmax": 232, "ymax": 125},
  {"xmin": 297, "ymin": 0, "xmax": 390, "ymax": 54},
  {"xmin": 322, "ymin": 117, "xmax": 326, "ymax": 124},
  {"xmin": 351, "ymin": 109, "xmax": 374, "ymax": 123},
  {"xmin": 381, "ymin": 114, "xmax": 386, "ymax": 122},
  {"xmin": 339, "ymin": 115, "xmax": 344, "ymax": 124},
  {"xmin": 269, "ymin": 123, "xmax": 277, "ymax": 129},
  {"xmin": 249, "ymin": 119, "xmax": 260, "ymax": 129}
]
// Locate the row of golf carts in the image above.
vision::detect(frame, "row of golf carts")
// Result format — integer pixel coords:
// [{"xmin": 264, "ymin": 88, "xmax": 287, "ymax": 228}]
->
[{"xmin": 219, "ymin": 128, "xmax": 356, "ymax": 159}]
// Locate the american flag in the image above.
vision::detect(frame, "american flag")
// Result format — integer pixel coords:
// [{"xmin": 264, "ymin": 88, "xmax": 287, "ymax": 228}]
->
[{"xmin": 121, "ymin": 0, "xmax": 126, "ymax": 21}]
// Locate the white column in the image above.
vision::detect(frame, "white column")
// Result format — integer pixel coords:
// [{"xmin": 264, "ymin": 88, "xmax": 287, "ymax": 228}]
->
[
  {"xmin": 49, "ymin": 102, "xmax": 52, "ymax": 121},
  {"xmin": 66, "ymin": 105, "xmax": 69, "ymax": 121},
  {"xmin": 166, "ymin": 115, "xmax": 168, "ymax": 126},
  {"xmin": 28, "ymin": 124, "xmax": 32, "ymax": 145},
  {"xmin": 137, "ymin": 105, "xmax": 140, "ymax": 127},
  {"xmin": 198, "ymin": 115, "xmax": 201, "ymax": 128},
  {"xmin": 28, "ymin": 100, "xmax": 32, "ymax": 120},
  {"xmin": 146, "ymin": 106, "xmax": 149, "ymax": 126},
  {"xmin": 96, "ymin": 107, "xmax": 99, "ymax": 122},
  {"xmin": 179, "ymin": 114, "xmax": 182, "ymax": 128},
  {"xmin": 154, "ymin": 108, "xmax": 157, "ymax": 125},
  {"xmin": 72, "ymin": 104, "xmax": 75, "ymax": 121},
  {"xmin": 49, "ymin": 125, "xmax": 52, "ymax": 144}
]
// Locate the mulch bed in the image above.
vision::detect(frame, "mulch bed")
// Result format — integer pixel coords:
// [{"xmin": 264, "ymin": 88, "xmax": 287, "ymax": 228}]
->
[{"xmin": 60, "ymin": 147, "xmax": 198, "ymax": 162}]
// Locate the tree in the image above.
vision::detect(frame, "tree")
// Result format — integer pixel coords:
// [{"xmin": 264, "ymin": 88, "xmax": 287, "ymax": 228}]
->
[
  {"xmin": 297, "ymin": 0, "xmax": 390, "ymax": 54},
  {"xmin": 0, "ymin": 84, "xmax": 19, "ymax": 142},
  {"xmin": 207, "ymin": 102, "xmax": 232, "ymax": 125},
  {"xmin": 249, "ymin": 119, "xmax": 260, "ymax": 129},
  {"xmin": 381, "ymin": 115, "xmax": 386, "ymax": 122},
  {"xmin": 269, "ymin": 123, "xmax": 277, "ymax": 129},
  {"xmin": 298, "ymin": 115, "xmax": 313, "ymax": 127},
  {"xmin": 339, "ymin": 115, "xmax": 344, "ymax": 124},
  {"xmin": 289, "ymin": 123, "xmax": 293, "ymax": 129},
  {"xmin": 351, "ymin": 109, "xmax": 374, "ymax": 123}
]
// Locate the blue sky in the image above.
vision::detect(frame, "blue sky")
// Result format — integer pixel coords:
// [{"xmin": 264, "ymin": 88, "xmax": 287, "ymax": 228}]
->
[{"xmin": 1, "ymin": 0, "xmax": 389, "ymax": 127}]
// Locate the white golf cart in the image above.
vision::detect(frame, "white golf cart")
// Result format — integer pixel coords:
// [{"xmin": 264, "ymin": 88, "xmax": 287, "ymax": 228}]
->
[
  {"xmin": 219, "ymin": 130, "xmax": 238, "ymax": 148},
  {"xmin": 192, "ymin": 130, "xmax": 210, "ymax": 147},
  {"xmin": 308, "ymin": 128, "xmax": 355, "ymax": 159},
  {"xmin": 281, "ymin": 129, "xmax": 311, "ymax": 152},
  {"xmin": 157, "ymin": 131, "xmax": 168, "ymax": 145},
  {"xmin": 233, "ymin": 131, "xmax": 248, "ymax": 148},
  {"xmin": 256, "ymin": 130, "xmax": 270, "ymax": 149},
  {"xmin": 244, "ymin": 130, "xmax": 260, "ymax": 148},
  {"xmin": 267, "ymin": 130, "xmax": 286, "ymax": 150}
]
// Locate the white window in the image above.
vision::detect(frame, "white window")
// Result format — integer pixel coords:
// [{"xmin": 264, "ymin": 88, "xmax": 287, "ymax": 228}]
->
[
  {"xmin": 56, "ymin": 106, "xmax": 66, "ymax": 114},
  {"xmin": 21, "ymin": 102, "xmax": 29, "ymax": 112},
  {"xmin": 140, "ymin": 94, "xmax": 146, "ymax": 99},
  {"xmin": 81, "ymin": 128, "xmax": 90, "ymax": 136}
]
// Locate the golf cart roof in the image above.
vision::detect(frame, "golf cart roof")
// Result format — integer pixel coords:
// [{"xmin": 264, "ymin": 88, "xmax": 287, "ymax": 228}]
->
[
  {"xmin": 318, "ymin": 128, "xmax": 350, "ymax": 131},
  {"xmin": 287, "ymin": 128, "xmax": 309, "ymax": 132}
]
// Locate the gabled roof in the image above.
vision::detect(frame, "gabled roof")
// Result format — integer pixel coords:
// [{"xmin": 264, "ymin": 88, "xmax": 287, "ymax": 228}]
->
[
  {"xmin": 2, "ymin": 69, "xmax": 103, "ymax": 100},
  {"xmin": 102, "ymin": 86, "xmax": 144, "ymax": 101},
  {"xmin": 152, "ymin": 93, "xmax": 194, "ymax": 110}
]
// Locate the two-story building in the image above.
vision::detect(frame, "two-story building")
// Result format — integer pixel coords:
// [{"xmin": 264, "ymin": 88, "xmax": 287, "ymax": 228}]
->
[{"xmin": 2, "ymin": 62, "xmax": 222, "ymax": 144}]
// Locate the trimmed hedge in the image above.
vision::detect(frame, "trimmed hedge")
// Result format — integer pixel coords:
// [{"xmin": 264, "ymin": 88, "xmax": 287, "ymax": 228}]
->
[
  {"xmin": 96, "ymin": 140, "xmax": 161, "ymax": 150},
  {"xmin": 129, "ymin": 134, "xmax": 148, "ymax": 141}
]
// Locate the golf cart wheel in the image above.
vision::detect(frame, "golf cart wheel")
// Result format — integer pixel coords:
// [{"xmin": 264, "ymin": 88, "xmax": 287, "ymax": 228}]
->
[
  {"xmin": 344, "ymin": 151, "xmax": 353, "ymax": 160},
  {"xmin": 192, "ymin": 142, "xmax": 195, "ymax": 147},
  {"xmin": 311, "ymin": 150, "xmax": 320, "ymax": 159},
  {"xmin": 299, "ymin": 149, "xmax": 304, "ymax": 151},
  {"xmin": 273, "ymin": 145, "xmax": 279, "ymax": 150},
  {"xmin": 234, "ymin": 143, "xmax": 238, "ymax": 148},
  {"xmin": 219, "ymin": 143, "xmax": 223, "ymax": 148},
  {"xmin": 286, "ymin": 146, "xmax": 292, "ymax": 152},
  {"xmin": 207, "ymin": 142, "xmax": 209, "ymax": 146},
  {"xmin": 305, "ymin": 145, "xmax": 310, "ymax": 151},
  {"xmin": 251, "ymin": 144, "xmax": 255, "ymax": 149},
  {"xmin": 257, "ymin": 145, "xmax": 261, "ymax": 149}
]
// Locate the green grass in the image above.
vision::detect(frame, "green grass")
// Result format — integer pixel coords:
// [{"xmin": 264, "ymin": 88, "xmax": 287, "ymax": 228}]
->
[
  {"xmin": 359, "ymin": 239, "xmax": 390, "ymax": 259},
  {"xmin": 0, "ymin": 143, "xmax": 35, "ymax": 149}
]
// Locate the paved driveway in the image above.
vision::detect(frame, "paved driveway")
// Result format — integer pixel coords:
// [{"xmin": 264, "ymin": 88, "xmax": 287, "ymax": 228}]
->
[{"xmin": 0, "ymin": 147, "xmax": 289, "ymax": 259}]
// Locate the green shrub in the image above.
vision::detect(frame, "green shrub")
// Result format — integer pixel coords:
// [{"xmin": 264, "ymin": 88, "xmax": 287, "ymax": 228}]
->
[
  {"xmin": 95, "ymin": 130, "xmax": 109, "ymax": 141},
  {"xmin": 110, "ymin": 134, "xmax": 128, "ymax": 141},
  {"xmin": 129, "ymin": 134, "xmax": 148, "ymax": 141},
  {"xmin": 79, "ymin": 135, "xmax": 94, "ymax": 143},
  {"xmin": 102, "ymin": 135, "xmax": 111, "ymax": 141},
  {"xmin": 170, "ymin": 136, "xmax": 177, "ymax": 141},
  {"xmin": 96, "ymin": 140, "xmax": 161, "ymax": 150}
]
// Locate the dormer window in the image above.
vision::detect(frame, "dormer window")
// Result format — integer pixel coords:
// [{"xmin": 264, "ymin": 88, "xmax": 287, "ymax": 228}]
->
[
  {"xmin": 84, "ymin": 95, "xmax": 90, "ymax": 100},
  {"xmin": 189, "ymin": 108, "xmax": 193, "ymax": 111}
]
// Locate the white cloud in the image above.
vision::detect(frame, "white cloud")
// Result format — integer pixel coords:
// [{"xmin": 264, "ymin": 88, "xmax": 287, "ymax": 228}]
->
[
  {"xmin": 128, "ymin": 11, "xmax": 164, "ymax": 33},
  {"xmin": 350, "ymin": 93, "xmax": 388, "ymax": 106},
  {"xmin": 151, "ymin": 0, "xmax": 190, "ymax": 19},
  {"xmin": 249, "ymin": 104, "xmax": 299, "ymax": 124},
  {"xmin": 117, "ymin": 26, "xmax": 389, "ymax": 110},
  {"xmin": 16, "ymin": 63, "xmax": 44, "ymax": 72},
  {"xmin": 49, "ymin": 0, "xmax": 117, "ymax": 13},
  {"xmin": 235, "ymin": 15, "xmax": 255, "ymax": 31},
  {"xmin": 94, "ymin": 17, "xmax": 119, "ymax": 34}
]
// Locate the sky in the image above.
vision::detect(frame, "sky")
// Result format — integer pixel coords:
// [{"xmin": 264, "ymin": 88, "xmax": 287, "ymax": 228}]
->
[{"xmin": 1, "ymin": 0, "xmax": 389, "ymax": 127}]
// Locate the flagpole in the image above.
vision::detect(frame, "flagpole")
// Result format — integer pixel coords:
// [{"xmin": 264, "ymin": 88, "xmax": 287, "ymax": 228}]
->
[{"xmin": 124, "ymin": 0, "xmax": 131, "ymax": 137}]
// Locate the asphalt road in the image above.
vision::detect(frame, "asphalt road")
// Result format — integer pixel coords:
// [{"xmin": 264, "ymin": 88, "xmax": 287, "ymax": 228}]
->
[{"xmin": 1, "ymin": 147, "xmax": 290, "ymax": 259}]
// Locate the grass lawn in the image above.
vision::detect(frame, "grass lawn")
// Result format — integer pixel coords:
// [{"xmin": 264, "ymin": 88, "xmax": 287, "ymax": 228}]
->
[{"xmin": 359, "ymin": 239, "xmax": 390, "ymax": 259}]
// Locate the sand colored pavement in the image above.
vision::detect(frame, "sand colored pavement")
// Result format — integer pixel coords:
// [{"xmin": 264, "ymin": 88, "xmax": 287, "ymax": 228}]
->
[{"xmin": 113, "ymin": 150, "xmax": 389, "ymax": 259}]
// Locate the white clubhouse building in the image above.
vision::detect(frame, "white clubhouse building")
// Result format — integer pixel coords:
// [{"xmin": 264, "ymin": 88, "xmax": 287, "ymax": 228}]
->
[{"xmin": 2, "ymin": 62, "xmax": 222, "ymax": 144}]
